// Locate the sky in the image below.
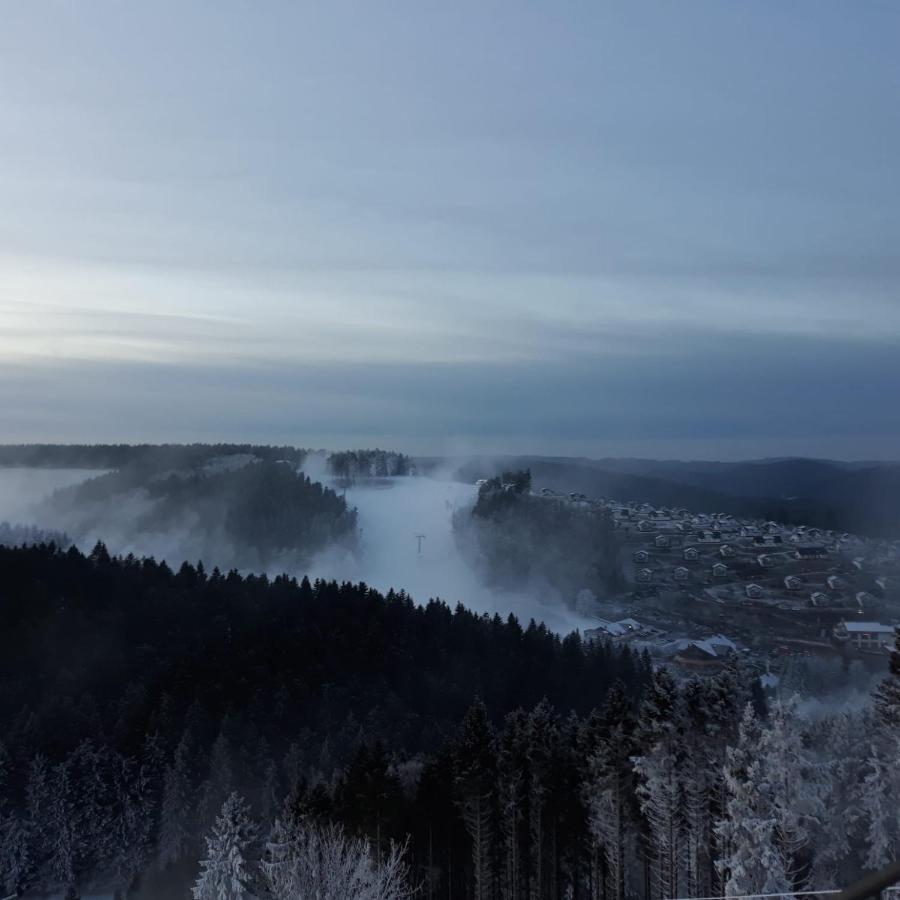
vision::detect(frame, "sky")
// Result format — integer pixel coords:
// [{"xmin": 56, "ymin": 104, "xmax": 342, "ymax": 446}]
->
[{"xmin": 1, "ymin": 1, "xmax": 899, "ymax": 460}]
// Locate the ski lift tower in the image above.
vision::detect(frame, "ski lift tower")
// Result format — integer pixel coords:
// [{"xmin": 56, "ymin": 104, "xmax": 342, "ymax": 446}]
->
[{"xmin": 415, "ymin": 534, "xmax": 426, "ymax": 556}]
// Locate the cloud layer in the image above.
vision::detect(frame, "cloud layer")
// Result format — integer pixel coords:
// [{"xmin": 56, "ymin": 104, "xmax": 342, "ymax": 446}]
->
[{"xmin": 2, "ymin": 1, "xmax": 899, "ymax": 458}]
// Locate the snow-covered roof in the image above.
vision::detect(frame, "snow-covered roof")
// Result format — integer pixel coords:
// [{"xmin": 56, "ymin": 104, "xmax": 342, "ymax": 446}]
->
[{"xmin": 841, "ymin": 621, "xmax": 895, "ymax": 634}]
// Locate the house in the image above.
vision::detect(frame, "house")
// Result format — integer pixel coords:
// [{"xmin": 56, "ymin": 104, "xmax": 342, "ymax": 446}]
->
[
  {"xmin": 712, "ymin": 563, "xmax": 729, "ymax": 578},
  {"xmin": 856, "ymin": 591, "xmax": 875, "ymax": 609},
  {"xmin": 833, "ymin": 621, "xmax": 896, "ymax": 651},
  {"xmin": 669, "ymin": 634, "xmax": 738, "ymax": 669},
  {"xmin": 633, "ymin": 549, "xmax": 651, "ymax": 564},
  {"xmin": 784, "ymin": 575, "xmax": 804, "ymax": 591},
  {"xmin": 655, "ymin": 534, "xmax": 671, "ymax": 549},
  {"xmin": 745, "ymin": 583, "xmax": 764, "ymax": 600},
  {"xmin": 827, "ymin": 574, "xmax": 848, "ymax": 591},
  {"xmin": 683, "ymin": 546, "xmax": 699, "ymax": 561},
  {"xmin": 719, "ymin": 544, "xmax": 736, "ymax": 558},
  {"xmin": 673, "ymin": 566, "xmax": 690, "ymax": 582},
  {"xmin": 795, "ymin": 546, "xmax": 828, "ymax": 561},
  {"xmin": 638, "ymin": 520, "xmax": 654, "ymax": 533},
  {"xmin": 810, "ymin": 591, "xmax": 830, "ymax": 607},
  {"xmin": 636, "ymin": 568, "xmax": 653, "ymax": 583},
  {"xmin": 758, "ymin": 554, "xmax": 778, "ymax": 569}
]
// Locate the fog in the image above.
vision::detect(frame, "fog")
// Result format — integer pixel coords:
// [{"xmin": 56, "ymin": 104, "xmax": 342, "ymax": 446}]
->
[
  {"xmin": 0, "ymin": 467, "xmax": 104, "ymax": 522},
  {"xmin": 308, "ymin": 475, "xmax": 594, "ymax": 634},
  {"xmin": 0, "ymin": 465, "xmax": 595, "ymax": 634}
]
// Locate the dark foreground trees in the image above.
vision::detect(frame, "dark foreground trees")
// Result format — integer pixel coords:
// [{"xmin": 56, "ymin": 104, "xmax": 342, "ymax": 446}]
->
[{"xmin": 0, "ymin": 543, "xmax": 895, "ymax": 897}]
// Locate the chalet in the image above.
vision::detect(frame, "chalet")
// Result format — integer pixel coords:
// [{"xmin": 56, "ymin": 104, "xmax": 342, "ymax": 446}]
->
[
  {"xmin": 673, "ymin": 566, "xmax": 690, "ymax": 582},
  {"xmin": 636, "ymin": 568, "xmax": 653, "ymax": 583},
  {"xmin": 633, "ymin": 549, "xmax": 651, "ymax": 564},
  {"xmin": 758, "ymin": 554, "xmax": 778, "ymax": 569},
  {"xmin": 810, "ymin": 591, "xmax": 830, "ymax": 607},
  {"xmin": 833, "ymin": 621, "xmax": 896, "ymax": 651},
  {"xmin": 712, "ymin": 563, "xmax": 729, "ymax": 578},
  {"xmin": 827, "ymin": 574, "xmax": 848, "ymax": 592},
  {"xmin": 856, "ymin": 591, "xmax": 875, "ymax": 609},
  {"xmin": 683, "ymin": 547, "xmax": 699, "ymax": 561},
  {"xmin": 745, "ymin": 583, "xmax": 765, "ymax": 600},
  {"xmin": 719, "ymin": 544, "xmax": 736, "ymax": 559},
  {"xmin": 670, "ymin": 635, "xmax": 738, "ymax": 669},
  {"xmin": 795, "ymin": 546, "xmax": 828, "ymax": 561},
  {"xmin": 784, "ymin": 574, "xmax": 804, "ymax": 591},
  {"xmin": 638, "ymin": 520, "xmax": 655, "ymax": 533},
  {"xmin": 655, "ymin": 534, "xmax": 671, "ymax": 549}
]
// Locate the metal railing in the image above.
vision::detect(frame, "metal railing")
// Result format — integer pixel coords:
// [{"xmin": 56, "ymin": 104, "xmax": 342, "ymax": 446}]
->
[{"xmin": 835, "ymin": 862, "xmax": 900, "ymax": 900}]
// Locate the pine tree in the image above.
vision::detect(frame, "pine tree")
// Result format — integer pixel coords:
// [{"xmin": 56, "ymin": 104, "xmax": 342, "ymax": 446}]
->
[
  {"xmin": 158, "ymin": 732, "xmax": 194, "ymax": 869},
  {"xmin": 192, "ymin": 792, "xmax": 258, "ymax": 900},
  {"xmin": 873, "ymin": 626, "xmax": 900, "ymax": 727},
  {"xmin": 582, "ymin": 682, "xmax": 636, "ymax": 900},
  {"xmin": 715, "ymin": 706, "xmax": 791, "ymax": 897},
  {"xmin": 496, "ymin": 709, "xmax": 528, "ymax": 900},
  {"xmin": 526, "ymin": 699, "xmax": 558, "ymax": 900},
  {"xmin": 859, "ymin": 739, "xmax": 898, "ymax": 870},
  {"xmin": 453, "ymin": 700, "xmax": 496, "ymax": 900},
  {"xmin": 759, "ymin": 698, "xmax": 825, "ymax": 889},
  {"xmin": 811, "ymin": 714, "xmax": 865, "ymax": 888},
  {"xmin": 634, "ymin": 736, "xmax": 683, "ymax": 900},
  {"xmin": 0, "ymin": 812, "xmax": 32, "ymax": 897}
]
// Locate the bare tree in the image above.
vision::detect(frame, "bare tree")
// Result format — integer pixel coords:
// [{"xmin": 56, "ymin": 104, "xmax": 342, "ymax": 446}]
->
[{"xmin": 261, "ymin": 814, "xmax": 413, "ymax": 900}]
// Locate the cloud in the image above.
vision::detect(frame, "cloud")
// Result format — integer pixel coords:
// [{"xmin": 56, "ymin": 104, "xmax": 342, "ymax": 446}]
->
[{"xmin": 1, "ymin": 2, "xmax": 899, "ymax": 456}]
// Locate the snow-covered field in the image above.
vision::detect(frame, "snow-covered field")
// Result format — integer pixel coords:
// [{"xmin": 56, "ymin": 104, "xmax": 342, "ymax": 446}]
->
[{"xmin": 309, "ymin": 475, "xmax": 593, "ymax": 633}]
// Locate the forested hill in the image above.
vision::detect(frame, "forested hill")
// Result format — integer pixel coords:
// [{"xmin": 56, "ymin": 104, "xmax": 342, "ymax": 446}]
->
[
  {"xmin": 453, "ymin": 469, "xmax": 623, "ymax": 602},
  {"xmin": 37, "ymin": 458, "xmax": 357, "ymax": 570},
  {"xmin": 0, "ymin": 542, "xmax": 648, "ymax": 763}
]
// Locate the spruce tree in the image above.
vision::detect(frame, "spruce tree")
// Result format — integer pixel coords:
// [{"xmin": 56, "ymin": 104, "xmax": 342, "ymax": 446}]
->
[
  {"xmin": 453, "ymin": 700, "xmax": 496, "ymax": 900},
  {"xmin": 192, "ymin": 792, "xmax": 258, "ymax": 900}
]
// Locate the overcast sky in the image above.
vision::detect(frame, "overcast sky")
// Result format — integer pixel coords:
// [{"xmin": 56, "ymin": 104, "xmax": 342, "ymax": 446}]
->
[{"xmin": 2, "ymin": 1, "xmax": 899, "ymax": 459}]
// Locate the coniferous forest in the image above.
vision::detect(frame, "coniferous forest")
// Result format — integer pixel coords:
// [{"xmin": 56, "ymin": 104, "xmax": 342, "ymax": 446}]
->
[{"xmin": 0, "ymin": 540, "xmax": 898, "ymax": 898}]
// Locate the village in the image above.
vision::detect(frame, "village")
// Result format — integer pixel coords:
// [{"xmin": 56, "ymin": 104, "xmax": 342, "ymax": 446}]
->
[{"xmin": 537, "ymin": 488, "xmax": 900, "ymax": 680}]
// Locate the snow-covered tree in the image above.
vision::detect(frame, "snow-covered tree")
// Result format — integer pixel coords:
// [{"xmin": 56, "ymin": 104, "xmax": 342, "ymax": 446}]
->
[
  {"xmin": 583, "ymin": 682, "xmax": 637, "ymax": 900},
  {"xmin": 859, "ymin": 738, "xmax": 899, "ymax": 870},
  {"xmin": 759, "ymin": 698, "xmax": 825, "ymax": 888},
  {"xmin": 192, "ymin": 792, "xmax": 258, "ymax": 900},
  {"xmin": 810, "ymin": 714, "xmax": 866, "ymax": 887},
  {"xmin": 634, "ymin": 735, "xmax": 683, "ymax": 900},
  {"xmin": 715, "ymin": 705, "xmax": 791, "ymax": 897},
  {"xmin": 260, "ymin": 814, "xmax": 412, "ymax": 900},
  {"xmin": 873, "ymin": 626, "xmax": 900, "ymax": 727}
]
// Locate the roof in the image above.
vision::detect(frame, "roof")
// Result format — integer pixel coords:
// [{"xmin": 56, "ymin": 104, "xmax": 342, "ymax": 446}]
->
[{"xmin": 841, "ymin": 621, "xmax": 896, "ymax": 634}]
